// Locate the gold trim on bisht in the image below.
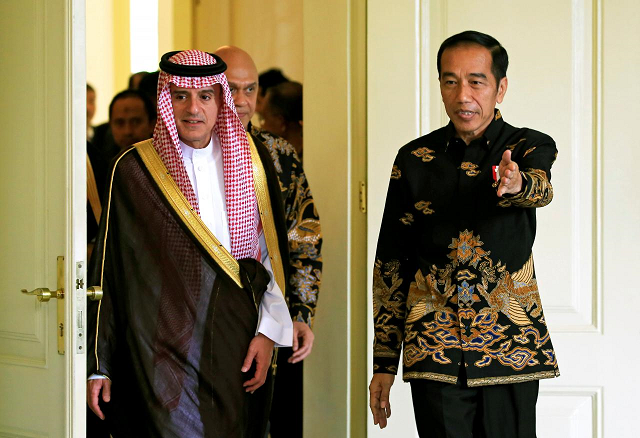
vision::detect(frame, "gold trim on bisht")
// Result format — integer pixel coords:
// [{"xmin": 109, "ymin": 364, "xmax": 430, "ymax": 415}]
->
[
  {"xmin": 135, "ymin": 139, "xmax": 243, "ymax": 288},
  {"xmin": 95, "ymin": 146, "xmax": 136, "ymax": 371},
  {"xmin": 247, "ymin": 133, "xmax": 286, "ymax": 295}
]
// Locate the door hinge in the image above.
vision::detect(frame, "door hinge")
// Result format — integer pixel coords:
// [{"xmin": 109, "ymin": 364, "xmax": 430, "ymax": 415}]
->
[{"xmin": 359, "ymin": 181, "xmax": 367, "ymax": 213}]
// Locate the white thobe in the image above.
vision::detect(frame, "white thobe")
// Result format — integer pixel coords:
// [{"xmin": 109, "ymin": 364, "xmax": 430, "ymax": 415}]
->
[{"xmin": 179, "ymin": 136, "xmax": 292, "ymax": 347}]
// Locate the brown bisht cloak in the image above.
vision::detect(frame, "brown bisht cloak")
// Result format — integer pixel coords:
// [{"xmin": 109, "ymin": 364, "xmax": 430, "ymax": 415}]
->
[{"xmin": 87, "ymin": 137, "xmax": 289, "ymax": 438}]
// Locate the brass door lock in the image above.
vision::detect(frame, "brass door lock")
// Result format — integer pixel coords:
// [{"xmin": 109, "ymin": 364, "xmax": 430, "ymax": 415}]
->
[{"xmin": 21, "ymin": 256, "xmax": 65, "ymax": 354}]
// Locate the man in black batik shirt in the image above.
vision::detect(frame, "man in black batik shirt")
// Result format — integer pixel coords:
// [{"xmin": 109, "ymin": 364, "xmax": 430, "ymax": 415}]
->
[
  {"xmin": 369, "ymin": 31, "xmax": 559, "ymax": 438},
  {"xmin": 215, "ymin": 46, "xmax": 322, "ymax": 438}
]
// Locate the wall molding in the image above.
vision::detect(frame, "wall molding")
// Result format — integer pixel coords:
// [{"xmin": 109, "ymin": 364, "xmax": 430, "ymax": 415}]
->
[
  {"xmin": 0, "ymin": 0, "xmax": 48, "ymax": 368},
  {"xmin": 0, "ymin": 425, "xmax": 48, "ymax": 438},
  {"xmin": 0, "ymin": 355, "xmax": 47, "ymax": 369},
  {"xmin": 538, "ymin": 385, "xmax": 602, "ymax": 438},
  {"xmin": 420, "ymin": 0, "xmax": 603, "ymax": 334},
  {"xmin": 545, "ymin": 0, "xmax": 602, "ymax": 333}
]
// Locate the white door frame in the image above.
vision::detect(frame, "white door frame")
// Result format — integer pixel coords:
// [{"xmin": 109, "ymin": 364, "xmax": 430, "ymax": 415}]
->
[{"xmin": 69, "ymin": 0, "xmax": 87, "ymax": 435}]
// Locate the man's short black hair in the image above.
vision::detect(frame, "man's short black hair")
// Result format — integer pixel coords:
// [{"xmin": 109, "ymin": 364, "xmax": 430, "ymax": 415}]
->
[
  {"xmin": 437, "ymin": 30, "xmax": 508, "ymax": 85},
  {"xmin": 108, "ymin": 89, "xmax": 155, "ymax": 121},
  {"xmin": 128, "ymin": 71, "xmax": 149, "ymax": 90},
  {"xmin": 258, "ymin": 69, "xmax": 289, "ymax": 97},
  {"xmin": 265, "ymin": 81, "xmax": 302, "ymax": 123},
  {"xmin": 137, "ymin": 71, "xmax": 160, "ymax": 116}
]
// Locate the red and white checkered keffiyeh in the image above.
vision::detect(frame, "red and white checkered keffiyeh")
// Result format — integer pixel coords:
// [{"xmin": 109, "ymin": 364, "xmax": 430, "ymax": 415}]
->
[{"xmin": 153, "ymin": 50, "xmax": 259, "ymax": 259}]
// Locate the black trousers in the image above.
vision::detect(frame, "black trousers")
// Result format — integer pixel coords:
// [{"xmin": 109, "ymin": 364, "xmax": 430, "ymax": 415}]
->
[
  {"xmin": 268, "ymin": 347, "xmax": 303, "ymax": 438},
  {"xmin": 409, "ymin": 368, "xmax": 539, "ymax": 438}
]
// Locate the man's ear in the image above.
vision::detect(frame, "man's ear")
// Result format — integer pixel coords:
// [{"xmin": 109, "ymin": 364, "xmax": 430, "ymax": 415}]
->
[{"xmin": 496, "ymin": 77, "xmax": 508, "ymax": 104}]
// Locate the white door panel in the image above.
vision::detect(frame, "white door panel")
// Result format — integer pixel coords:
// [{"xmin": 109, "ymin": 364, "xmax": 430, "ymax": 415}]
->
[{"xmin": 0, "ymin": 0, "xmax": 85, "ymax": 436}]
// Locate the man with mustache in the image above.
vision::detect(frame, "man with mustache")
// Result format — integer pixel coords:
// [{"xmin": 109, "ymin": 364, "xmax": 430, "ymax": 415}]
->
[
  {"xmin": 369, "ymin": 31, "xmax": 560, "ymax": 437},
  {"xmin": 108, "ymin": 89, "xmax": 156, "ymax": 152},
  {"xmin": 86, "ymin": 50, "xmax": 292, "ymax": 437}
]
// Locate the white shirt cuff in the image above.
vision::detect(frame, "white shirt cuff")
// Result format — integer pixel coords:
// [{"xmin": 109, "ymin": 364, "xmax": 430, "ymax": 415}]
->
[
  {"xmin": 88, "ymin": 374, "xmax": 108, "ymax": 380},
  {"xmin": 257, "ymin": 256, "xmax": 293, "ymax": 347}
]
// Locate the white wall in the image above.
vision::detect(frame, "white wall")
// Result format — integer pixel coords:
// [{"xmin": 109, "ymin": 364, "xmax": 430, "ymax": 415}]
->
[
  {"xmin": 302, "ymin": 0, "xmax": 368, "ymax": 436},
  {"xmin": 86, "ymin": 0, "xmax": 116, "ymax": 125},
  {"xmin": 193, "ymin": 0, "xmax": 303, "ymax": 83}
]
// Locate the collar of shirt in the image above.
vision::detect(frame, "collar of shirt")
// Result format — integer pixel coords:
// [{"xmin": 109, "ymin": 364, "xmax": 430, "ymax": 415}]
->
[
  {"xmin": 445, "ymin": 108, "xmax": 505, "ymax": 151},
  {"xmin": 179, "ymin": 136, "xmax": 216, "ymax": 163},
  {"xmin": 175, "ymin": 135, "xmax": 292, "ymax": 348},
  {"xmin": 178, "ymin": 134, "xmax": 231, "ymax": 251}
]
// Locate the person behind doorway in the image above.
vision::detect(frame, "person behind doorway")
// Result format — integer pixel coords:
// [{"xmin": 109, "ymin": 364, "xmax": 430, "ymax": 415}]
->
[
  {"xmin": 86, "ymin": 50, "xmax": 293, "ymax": 438},
  {"xmin": 128, "ymin": 70, "xmax": 149, "ymax": 90},
  {"xmin": 87, "ymin": 83, "xmax": 97, "ymax": 142},
  {"xmin": 108, "ymin": 89, "xmax": 156, "ymax": 152},
  {"xmin": 86, "ymin": 83, "xmax": 108, "ymax": 259},
  {"xmin": 138, "ymin": 70, "xmax": 160, "ymax": 114},
  {"xmin": 369, "ymin": 30, "xmax": 560, "ymax": 437},
  {"xmin": 215, "ymin": 45, "xmax": 322, "ymax": 438},
  {"xmin": 91, "ymin": 88, "xmax": 156, "ymax": 166},
  {"xmin": 256, "ymin": 68, "xmax": 289, "ymax": 119},
  {"xmin": 260, "ymin": 82, "xmax": 304, "ymax": 160}
]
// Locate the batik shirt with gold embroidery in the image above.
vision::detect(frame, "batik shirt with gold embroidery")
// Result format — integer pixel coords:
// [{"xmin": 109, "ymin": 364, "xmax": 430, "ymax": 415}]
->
[
  {"xmin": 251, "ymin": 126, "xmax": 322, "ymax": 327},
  {"xmin": 373, "ymin": 110, "xmax": 560, "ymax": 386}
]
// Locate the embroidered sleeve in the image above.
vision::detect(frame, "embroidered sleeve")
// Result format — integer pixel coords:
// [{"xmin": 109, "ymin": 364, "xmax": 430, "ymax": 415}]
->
[
  {"xmin": 373, "ymin": 154, "xmax": 415, "ymax": 374},
  {"xmin": 286, "ymin": 163, "xmax": 322, "ymax": 328},
  {"xmin": 500, "ymin": 135, "xmax": 557, "ymax": 208},
  {"xmin": 251, "ymin": 126, "xmax": 322, "ymax": 328}
]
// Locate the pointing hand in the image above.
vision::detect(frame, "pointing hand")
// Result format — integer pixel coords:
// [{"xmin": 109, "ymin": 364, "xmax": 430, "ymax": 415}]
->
[{"xmin": 497, "ymin": 149, "xmax": 523, "ymax": 197}]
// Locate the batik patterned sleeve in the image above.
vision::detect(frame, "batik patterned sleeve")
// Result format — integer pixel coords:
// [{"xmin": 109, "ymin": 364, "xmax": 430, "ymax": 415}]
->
[
  {"xmin": 372, "ymin": 153, "xmax": 415, "ymax": 375},
  {"xmin": 251, "ymin": 127, "xmax": 322, "ymax": 328},
  {"xmin": 283, "ymin": 153, "xmax": 322, "ymax": 328},
  {"xmin": 499, "ymin": 132, "xmax": 558, "ymax": 208}
]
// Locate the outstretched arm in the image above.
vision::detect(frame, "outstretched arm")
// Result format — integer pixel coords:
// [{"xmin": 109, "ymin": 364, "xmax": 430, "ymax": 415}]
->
[
  {"xmin": 496, "ymin": 135, "xmax": 557, "ymax": 207},
  {"xmin": 497, "ymin": 150, "xmax": 523, "ymax": 197}
]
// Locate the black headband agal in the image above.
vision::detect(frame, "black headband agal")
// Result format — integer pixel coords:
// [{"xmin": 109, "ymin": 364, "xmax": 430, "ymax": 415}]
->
[{"xmin": 159, "ymin": 51, "xmax": 227, "ymax": 77}]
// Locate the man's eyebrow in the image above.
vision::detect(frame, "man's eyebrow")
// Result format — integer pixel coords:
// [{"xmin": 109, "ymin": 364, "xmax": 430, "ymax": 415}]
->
[
  {"xmin": 469, "ymin": 72, "xmax": 488, "ymax": 79},
  {"xmin": 228, "ymin": 81, "xmax": 258, "ymax": 89},
  {"xmin": 441, "ymin": 72, "xmax": 457, "ymax": 78}
]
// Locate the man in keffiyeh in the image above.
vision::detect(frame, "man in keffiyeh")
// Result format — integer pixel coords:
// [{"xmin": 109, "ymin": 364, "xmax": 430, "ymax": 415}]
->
[{"xmin": 86, "ymin": 50, "xmax": 292, "ymax": 438}]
